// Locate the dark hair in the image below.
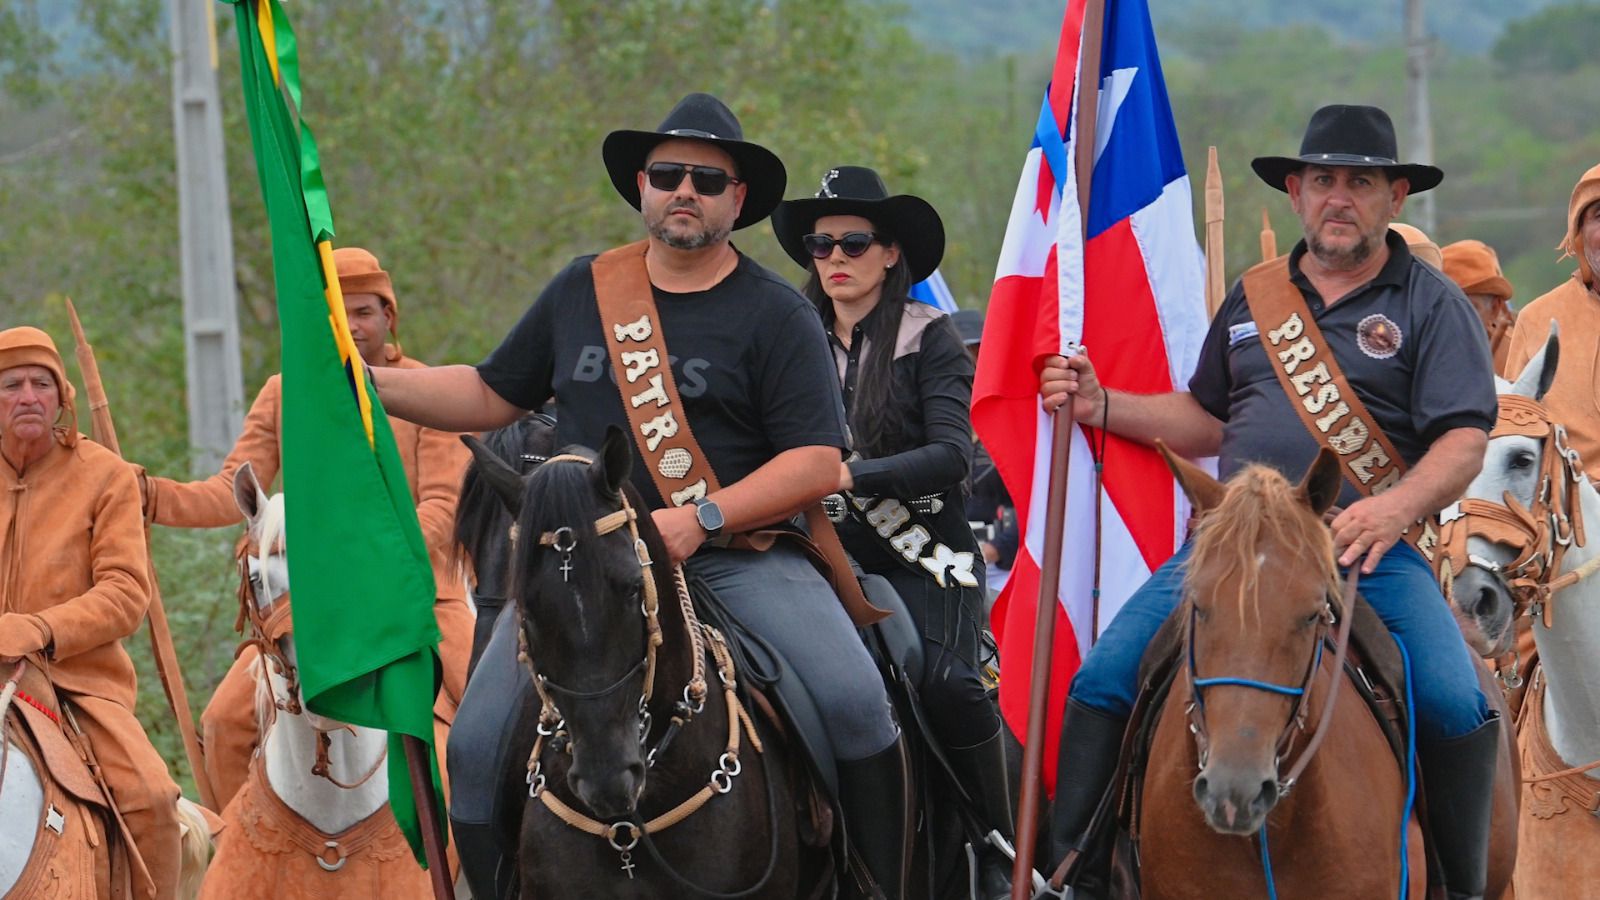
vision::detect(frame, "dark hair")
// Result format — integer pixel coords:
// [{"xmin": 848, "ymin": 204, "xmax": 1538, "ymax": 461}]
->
[{"xmin": 803, "ymin": 253, "xmax": 915, "ymax": 460}]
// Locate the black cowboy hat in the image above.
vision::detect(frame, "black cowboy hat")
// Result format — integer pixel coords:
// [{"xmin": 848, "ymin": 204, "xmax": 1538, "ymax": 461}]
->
[
  {"xmin": 770, "ymin": 166, "xmax": 946, "ymax": 283},
  {"xmin": 602, "ymin": 92, "xmax": 786, "ymax": 231},
  {"xmin": 1250, "ymin": 105, "xmax": 1443, "ymax": 195}
]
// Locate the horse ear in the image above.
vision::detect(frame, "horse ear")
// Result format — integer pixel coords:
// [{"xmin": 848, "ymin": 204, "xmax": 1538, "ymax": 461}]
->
[
  {"xmin": 1297, "ymin": 448, "xmax": 1343, "ymax": 517},
  {"xmin": 1535, "ymin": 321, "xmax": 1560, "ymax": 402},
  {"xmin": 232, "ymin": 462, "xmax": 266, "ymax": 522},
  {"xmin": 1156, "ymin": 440, "xmax": 1225, "ymax": 514},
  {"xmin": 596, "ymin": 425, "xmax": 633, "ymax": 499},
  {"xmin": 462, "ymin": 434, "xmax": 526, "ymax": 516},
  {"xmin": 1509, "ymin": 320, "xmax": 1559, "ymax": 401}
]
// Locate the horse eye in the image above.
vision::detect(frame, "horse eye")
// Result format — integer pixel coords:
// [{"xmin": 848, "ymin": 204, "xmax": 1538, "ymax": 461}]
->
[{"xmin": 1511, "ymin": 451, "xmax": 1536, "ymax": 470}]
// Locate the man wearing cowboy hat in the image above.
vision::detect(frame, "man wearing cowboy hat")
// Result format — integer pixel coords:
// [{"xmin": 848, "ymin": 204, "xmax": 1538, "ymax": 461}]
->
[
  {"xmin": 1037, "ymin": 105, "xmax": 1500, "ymax": 899},
  {"xmin": 136, "ymin": 247, "xmax": 475, "ymax": 813},
  {"xmin": 1443, "ymin": 239, "xmax": 1517, "ymax": 377},
  {"xmin": 373, "ymin": 93, "xmax": 905, "ymax": 899},
  {"xmin": 1504, "ymin": 165, "xmax": 1600, "ymax": 477},
  {"xmin": 0, "ymin": 325, "xmax": 184, "ymax": 898}
]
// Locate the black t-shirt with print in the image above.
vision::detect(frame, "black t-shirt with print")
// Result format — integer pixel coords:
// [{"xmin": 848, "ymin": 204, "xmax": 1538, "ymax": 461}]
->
[
  {"xmin": 477, "ymin": 250, "xmax": 849, "ymax": 509},
  {"xmin": 1188, "ymin": 230, "xmax": 1497, "ymax": 507}
]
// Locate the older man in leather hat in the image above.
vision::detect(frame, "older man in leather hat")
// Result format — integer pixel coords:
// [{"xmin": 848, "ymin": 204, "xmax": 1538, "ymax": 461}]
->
[
  {"xmin": 1443, "ymin": 240, "xmax": 1517, "ymax": 377},
  {"xmin": 372, "ymin": 92, "xmax": 908, "ymax": 899},
  {"xmin": 137, "ymin": 247, "xmax": 473, "ymax": 811},
  {"xmin": 1504, "ymin": 165, "xmax": 1600, "ymax": 477},
  {"xmin": 0, "ymin": 326, "xmax": 183, "ymax": 898},
  {"xmin": 1036, "ymin": 105, "xmax": 1501, "ymax": 899}
]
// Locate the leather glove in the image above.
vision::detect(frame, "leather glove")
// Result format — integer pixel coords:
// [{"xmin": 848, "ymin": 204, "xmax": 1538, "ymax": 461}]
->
[{"xmin": 0, "ymin": 613, "xmax": 53, "ymax": 659}]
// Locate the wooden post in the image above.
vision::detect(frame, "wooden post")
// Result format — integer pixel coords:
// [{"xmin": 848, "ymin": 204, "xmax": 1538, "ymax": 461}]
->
[
  {"xmin": 1010, "ymin": 1, "xmax": 1107, "ymax": 895},
  {"xmin": 64, "ymin": 298, "xmax": 219, "ymax": 813},
  {"xmin": 403, "ymin": 735, "xmax": 456, "ymax": 899},
  {"xmin": 1260, "ymin": 206, "xmax": 1278, "ymax": 261},
  {"xmin": 1204, "ymin": 147, "xmax": 1226, "ymax": 319}
]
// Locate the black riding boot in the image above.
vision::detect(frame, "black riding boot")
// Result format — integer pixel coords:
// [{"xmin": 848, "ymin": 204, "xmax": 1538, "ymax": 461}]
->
[
  {"xmin": 838, "ymin": 739, "xmax": 913, "ymax": 900},
  {"xmin": 949, "ymin": 728, "xmax": 1016, "ymax": 899},
  {"xmin": 1419, "ymin": 713, "xmax": 1501, "ymax": 900},
  {"xmin": 452, "ymin": 817, "xmax": 518, "ymax": 900},
  {"xmin": 1042, "ymin": 699, "xmax": 1127, "ymax": 900}
]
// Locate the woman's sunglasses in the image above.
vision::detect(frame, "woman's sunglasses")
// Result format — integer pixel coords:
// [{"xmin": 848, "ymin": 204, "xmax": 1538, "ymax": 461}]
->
[
  {"xmin": 802, "ymin": 231, "xmax": 889, "ymax": 259},
  {"xmin": 645, "ymin": 162, "xmax": 741, "ymax": 196}
]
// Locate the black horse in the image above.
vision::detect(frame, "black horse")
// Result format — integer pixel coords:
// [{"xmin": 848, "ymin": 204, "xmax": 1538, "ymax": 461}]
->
[{"xmin": 461, "ymin": 426, "xmax": 828, "ymax": 899}]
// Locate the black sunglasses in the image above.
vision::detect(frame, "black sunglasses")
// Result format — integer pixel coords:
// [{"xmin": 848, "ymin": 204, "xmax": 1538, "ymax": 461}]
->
[
  {"xmin": 645, "ymin": 162, "xmax": 741, "ymax": 196},
  {"xmin": 802, "ymin": 231, "xmax": 888, "ymax": 259}
]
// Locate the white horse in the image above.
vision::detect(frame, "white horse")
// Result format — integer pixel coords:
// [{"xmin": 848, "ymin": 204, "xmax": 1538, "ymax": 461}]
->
[
  {"xmin": 198, "ymin": 462, "xmax": 435, "ymax": 898},
  {"xmin": 1448, "ymin": 325, "xmax": 1600, "ymax": 898}
]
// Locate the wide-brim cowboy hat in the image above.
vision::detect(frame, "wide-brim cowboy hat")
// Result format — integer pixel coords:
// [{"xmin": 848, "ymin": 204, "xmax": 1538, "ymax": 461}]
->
[
  {"xmin": 602, "ymin": 92, "xmax": 786, "ymax": 231},
  {"xmin": 771, "ymin": 166, "xmax": 946, "ymax": 283},
  {"xmin": 1251, "ymin": 104, "xmax": 1443, "ymax": 195}
]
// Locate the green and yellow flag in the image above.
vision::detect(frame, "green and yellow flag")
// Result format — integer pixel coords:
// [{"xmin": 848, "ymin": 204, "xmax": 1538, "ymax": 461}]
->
[{"xmin": 228, "ymin": 0, "xmax": 443, "ymax": 862}]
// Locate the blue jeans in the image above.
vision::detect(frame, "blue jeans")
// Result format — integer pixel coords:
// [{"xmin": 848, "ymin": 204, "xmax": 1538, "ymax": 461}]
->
[{"xmin": 1070, "ymin": 541, "xmax": 1488, "ymax": 742}]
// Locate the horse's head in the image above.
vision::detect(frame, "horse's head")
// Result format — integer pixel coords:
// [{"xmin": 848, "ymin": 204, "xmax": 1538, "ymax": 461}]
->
[
  {"xmin": 231, "ymin": 463, "xmax": 338, "ymax": 732},
  {"xmin": 464, "ymin": 425, "xmax": 662, "ymax": 819},
  {"xmin": 454, "ymin": 412, "xmax": 560, "ymax": 612},
  {"xmin": 1449, "ymin": 323, "xmax": 1562, "ymax": 655},
  {"xmin": 1160, "ymin": 444, "xmax": 1343, "ymax": 836}
]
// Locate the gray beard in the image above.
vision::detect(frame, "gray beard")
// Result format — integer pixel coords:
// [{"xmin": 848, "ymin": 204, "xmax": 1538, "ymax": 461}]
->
[
  {"xmin": 1585, "ymin": 247, "xmax": 1600, "ymax": 284},
  {"xmin": 650, "ymin": 218, "xmax": 731, "ymax": 251},
  {"xmin": 1306, "ymin": 229, "xmax": 1379, "ymax": 271}
]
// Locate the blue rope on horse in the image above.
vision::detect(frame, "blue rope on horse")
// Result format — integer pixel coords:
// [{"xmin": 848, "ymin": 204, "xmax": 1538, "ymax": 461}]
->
[
  {"xmin": 1255, "ymin": 636, "xmax": 1416, "ymax": 900},
  {"xmin": 1193, "ymin": 678, "xmax": 1304, "ymax": 696}
]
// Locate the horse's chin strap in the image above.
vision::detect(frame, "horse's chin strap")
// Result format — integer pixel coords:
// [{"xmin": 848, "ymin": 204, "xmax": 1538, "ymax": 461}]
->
[{"xmin": 1186, "ymin": 569, "xmax": 1358, "ymax": 797}]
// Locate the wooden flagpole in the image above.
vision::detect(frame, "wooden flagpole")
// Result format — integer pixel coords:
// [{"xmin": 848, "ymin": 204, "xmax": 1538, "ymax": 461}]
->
[
  {"xmin": 1010, "ymin": 0, "xmax": 1107, "ymax": 894},
  {"xmin": 403, "ymin": 735, "xmax": 456, "ymax": 899},
  {"xmin": 63, "ymin": 298, "xmax": 219, "ymax": 813},
  {"xmin": 1204, "ymin": 147, "xmax": 1226, "ymax": 319},
  {"xmin": 1260, "ymin": 206, "xmax": 1278, "ymax": 261}
]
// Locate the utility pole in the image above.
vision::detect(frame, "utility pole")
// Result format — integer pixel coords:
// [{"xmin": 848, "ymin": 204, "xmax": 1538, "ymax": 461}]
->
[
  {"xmin": 169, "ymin": 0, "xmax": 244, "ymax": 472},
  {"xmin": 1405, "ymin": 0, "xmax": 1436, "ymax": 233}
]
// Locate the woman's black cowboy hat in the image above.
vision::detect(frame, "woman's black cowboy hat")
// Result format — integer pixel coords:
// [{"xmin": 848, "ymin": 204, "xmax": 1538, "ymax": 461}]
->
[
  {"xmin": 770, "ymin": 166, "xmax": 946, "ymax": 283},
  {"xmin": 1250, "ymin": 105, "xmax": 1443, "ymax": 194},
  {"xmin": 602, "ymin": 92, "xmax": 786, "ymax": 230}
]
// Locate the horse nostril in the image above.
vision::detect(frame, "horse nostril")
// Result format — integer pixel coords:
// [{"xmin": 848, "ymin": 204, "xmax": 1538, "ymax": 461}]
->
[
  {"xmin": 1255, "ymin": 779, "xmax": 1279, "ymax": 811},
  {"xmin": 1193, "ymin": 775, "xmax": 1210, "ymax": 800}
]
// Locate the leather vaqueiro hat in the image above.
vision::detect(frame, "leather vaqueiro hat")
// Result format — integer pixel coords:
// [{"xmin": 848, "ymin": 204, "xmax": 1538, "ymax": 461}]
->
[
  {"xmin": 1251, "ymin": 104, "xmax": 1443, "ymax": 195},
  {"xmin": 770, "ymin": 166, "xmax": 946, "ymax": 284},
  {"xmin": 602, "ymin": 92, "xmax": 787, "ymax": 230}
]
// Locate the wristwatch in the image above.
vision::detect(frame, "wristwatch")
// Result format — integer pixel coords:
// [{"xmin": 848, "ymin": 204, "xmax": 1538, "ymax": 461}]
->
[{"xmin": 692, "ymin": 497, "xmax": 725, "ymax": 540}]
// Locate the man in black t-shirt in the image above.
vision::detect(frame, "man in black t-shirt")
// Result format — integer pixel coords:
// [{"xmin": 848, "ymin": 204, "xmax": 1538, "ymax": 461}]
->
[{"xmin": 374, "ymin": 93, "xmax": 908, "ymax": 900}]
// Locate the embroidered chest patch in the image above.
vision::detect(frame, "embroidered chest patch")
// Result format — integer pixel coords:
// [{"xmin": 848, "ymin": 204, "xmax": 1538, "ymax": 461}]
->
[{"xmin": 1356, "ymin": 313, "xmax": 1403, "ymax": 359}]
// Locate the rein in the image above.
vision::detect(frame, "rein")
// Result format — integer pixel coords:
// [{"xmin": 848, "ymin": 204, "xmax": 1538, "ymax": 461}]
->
[
  {"xmin": 1185, "ymin": 568, "xmax": 1359, "ymax": 796},
  {"xmin": 516, "ymin": 453, "xmax": 772, "ymax": 889}
]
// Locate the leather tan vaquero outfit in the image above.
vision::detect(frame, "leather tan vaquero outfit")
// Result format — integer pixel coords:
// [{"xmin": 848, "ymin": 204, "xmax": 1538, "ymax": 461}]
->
[
  {"xmin": 1506, "ymin": 163, "xmax": 1600, "ymax": 479},
  {"xmin": 0, "ymin": 326, "xmax": 182, "ymax": 899},
  {"xmin": 142, "ymin": 250, "xmax": 473, "ymax": 811}
]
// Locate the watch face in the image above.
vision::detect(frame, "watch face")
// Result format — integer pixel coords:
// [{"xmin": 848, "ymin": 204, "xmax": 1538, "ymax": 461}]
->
[{"xmin": 696, "ymin": 500, "xmax": 724, "ymax": 532}]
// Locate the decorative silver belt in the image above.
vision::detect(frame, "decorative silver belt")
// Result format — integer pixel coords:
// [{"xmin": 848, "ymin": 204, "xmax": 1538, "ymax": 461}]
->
[{"xmin": 824, "ymin": 492, "xmax": 945, "ymax": 522}]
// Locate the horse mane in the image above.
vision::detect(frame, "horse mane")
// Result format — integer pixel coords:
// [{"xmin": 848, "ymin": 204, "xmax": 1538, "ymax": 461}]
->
[
  {"xmin": 1186, "ymin": 465, "xmax": 1339, "ymax": 626},
  {"xmin": 255, "ymin": 493, "xmax": 287, "ymax": 602},
  {"xmin": 453, "ymin": 414, "xmax": 558, "ymax": 580}
]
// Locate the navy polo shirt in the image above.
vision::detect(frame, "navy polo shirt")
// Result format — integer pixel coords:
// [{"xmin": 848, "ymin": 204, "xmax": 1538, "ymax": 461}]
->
[{"xmin": 1189, "ymin": 229, "xmax": 1497, "ymax": 506}]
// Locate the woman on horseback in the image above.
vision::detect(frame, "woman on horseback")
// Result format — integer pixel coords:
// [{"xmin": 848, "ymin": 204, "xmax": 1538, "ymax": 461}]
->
[{"xmin": 773, "ymin": 167, "xmax": 1015, "ymax": 898}]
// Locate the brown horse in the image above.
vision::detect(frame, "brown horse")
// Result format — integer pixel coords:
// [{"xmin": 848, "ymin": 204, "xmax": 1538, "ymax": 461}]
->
[{"xmin": 1133, "ymin": 446, "xmax": 1516, "ymax": 899}]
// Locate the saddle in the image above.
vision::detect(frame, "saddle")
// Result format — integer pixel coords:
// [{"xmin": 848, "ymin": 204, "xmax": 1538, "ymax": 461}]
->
[
  {"xmin": 2, "ymin": 662, "xmax": 133, "ymax": 899},
  {"xmin": 1094, "ymin": 594, "xmax": 1417, "ymax": 896}
]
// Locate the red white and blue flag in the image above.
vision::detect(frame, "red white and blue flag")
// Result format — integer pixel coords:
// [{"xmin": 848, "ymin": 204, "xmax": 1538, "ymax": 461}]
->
[{"xmin": 973, "ymin": 0, "xmax": 1208, "ymax": 792}]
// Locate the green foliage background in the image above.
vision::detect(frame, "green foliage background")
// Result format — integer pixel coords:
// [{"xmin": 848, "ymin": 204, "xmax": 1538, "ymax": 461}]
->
[{"xmin": 3, "ymin": 0, "xmax": 1599, "ymax": 793}]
